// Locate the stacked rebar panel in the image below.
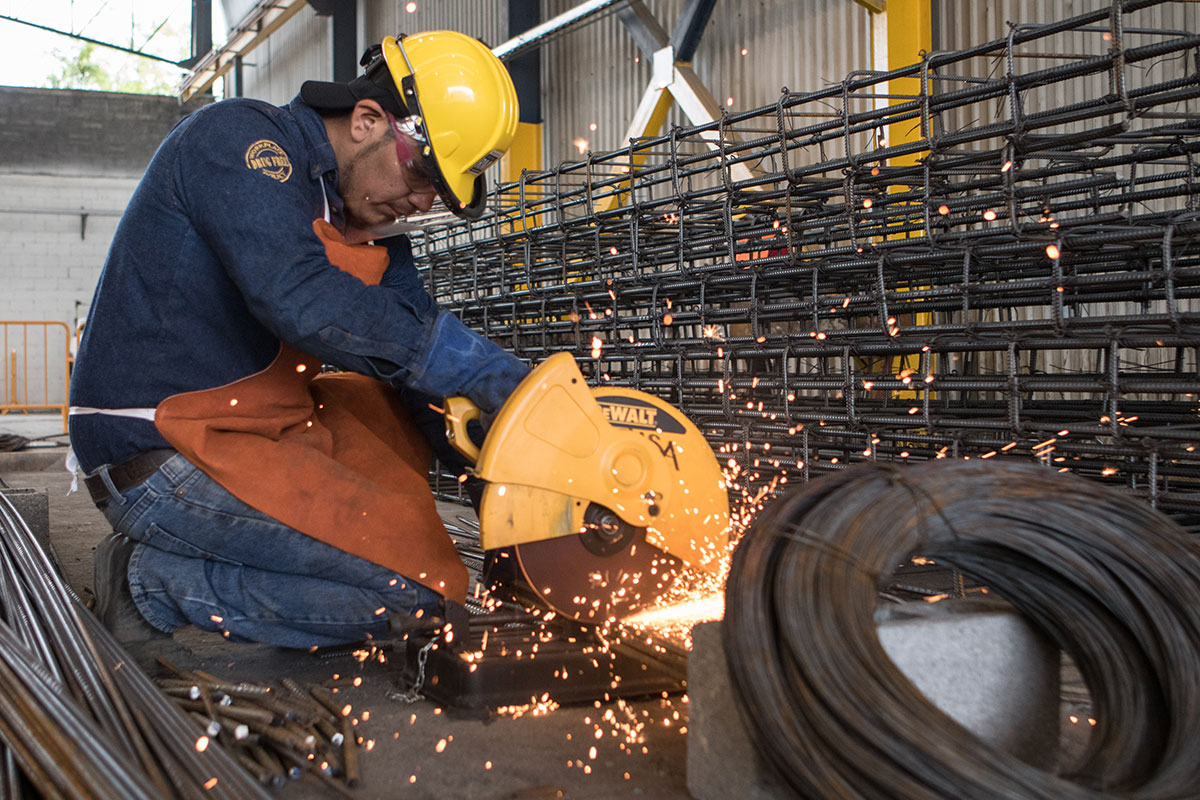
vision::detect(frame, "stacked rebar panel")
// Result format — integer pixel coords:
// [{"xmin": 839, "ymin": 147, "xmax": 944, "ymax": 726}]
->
[{"xmin": 415, "ymin": 0, "xmax": 1200, "ymax": 516}]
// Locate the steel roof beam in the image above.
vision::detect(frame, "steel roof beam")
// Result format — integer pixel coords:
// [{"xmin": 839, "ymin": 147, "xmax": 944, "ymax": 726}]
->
[
  {"xmin": 601, "ymin": 0, "xmax": 757, "ymax": 210},
  {"xmin": 669, "ymin": 0, "xmax": 718, "ymax": 63},
  {"xmin": 179, "ymin": 0, "xmax": 309, "ymax": 102},
  {"xmin": 492, "ymin": 0, "xmax": 628, "ymax": 61}
]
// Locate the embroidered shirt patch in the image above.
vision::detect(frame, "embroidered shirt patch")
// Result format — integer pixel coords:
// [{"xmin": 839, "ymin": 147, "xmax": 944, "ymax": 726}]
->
[{"xmin": 244, "ymin": 140, "xmax": 293, "ymax": 182}]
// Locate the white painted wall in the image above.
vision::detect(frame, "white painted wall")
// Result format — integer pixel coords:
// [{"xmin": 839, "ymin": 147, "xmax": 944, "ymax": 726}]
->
[
  {"xmin": 0, "ymin": 174, "xmax": 135, "ymax": 325},
  {"xmin": 0, "ymin": 174, "xmax": 138, "ymax": 406}
]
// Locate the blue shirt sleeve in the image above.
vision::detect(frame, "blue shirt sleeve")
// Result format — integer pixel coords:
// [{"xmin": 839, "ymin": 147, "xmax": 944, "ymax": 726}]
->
[
  {"xmin": 173, "ymin": 103, "xmax": 527, "ymax": 411},
  {"xmin": 377, "ymin": 235, "xmax": 437, "ymax": 319}
]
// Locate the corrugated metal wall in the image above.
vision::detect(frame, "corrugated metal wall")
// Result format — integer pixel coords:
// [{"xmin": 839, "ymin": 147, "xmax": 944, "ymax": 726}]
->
[
  {"xmin": 236, "ymin": 8, "xmax": 331, "ymax": 106},
  {"xmin": 538, "ymin": 0, "xmax": 874, "ymax": 167},
  {"xmin": 234, "ymin": 2, "xmax": 510, "ymax": 110},
  {"xmin": 360, "ymin": 1, "xmax": 509, "ymax": 49}
]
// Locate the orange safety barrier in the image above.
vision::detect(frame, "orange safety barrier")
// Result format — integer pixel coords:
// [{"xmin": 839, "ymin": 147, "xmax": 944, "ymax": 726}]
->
[{"xmin": 0, "ymin": 321, "xmax": 72, "ymax": 433}]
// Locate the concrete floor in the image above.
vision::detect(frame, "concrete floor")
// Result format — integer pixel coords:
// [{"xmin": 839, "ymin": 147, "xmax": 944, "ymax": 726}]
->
[{"xmin": 0, "ymin": 413, "xmax": 693, "ymax": 800}]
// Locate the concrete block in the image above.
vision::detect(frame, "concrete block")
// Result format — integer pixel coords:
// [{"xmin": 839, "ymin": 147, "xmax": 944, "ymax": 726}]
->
[
  {"xmin": 687, "ymin": 621, "xmax": 791, "ymax": 800},
  {"xmin": 687, "ymin": 603, "xmax": 1060, "ymax": 800},
  {"xmin": 876, "ymin": 602, "xmax": 1061, "ymax": 769}
]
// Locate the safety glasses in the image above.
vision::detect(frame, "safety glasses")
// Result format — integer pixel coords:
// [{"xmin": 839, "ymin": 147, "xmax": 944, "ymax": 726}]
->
[{"xmin": 385, "ymin": 111, "xmax": 435, "ymax": 192}]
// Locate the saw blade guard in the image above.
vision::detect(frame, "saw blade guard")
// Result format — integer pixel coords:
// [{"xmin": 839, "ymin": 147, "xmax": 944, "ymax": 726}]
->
[{"xmin": 445, "ymin": 352, "xmax": 730, "ymax": 573}]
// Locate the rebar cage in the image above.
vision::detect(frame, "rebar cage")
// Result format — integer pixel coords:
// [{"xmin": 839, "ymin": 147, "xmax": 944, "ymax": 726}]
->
[{"xmin": 415, "ymin": 0, "xmax": 1200, "ymax": 518}]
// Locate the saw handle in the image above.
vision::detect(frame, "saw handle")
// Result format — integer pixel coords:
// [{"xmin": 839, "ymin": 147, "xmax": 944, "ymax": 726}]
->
[{"xmin": 444, "ymin": 395, "xmax": 482, "ymax": 464}]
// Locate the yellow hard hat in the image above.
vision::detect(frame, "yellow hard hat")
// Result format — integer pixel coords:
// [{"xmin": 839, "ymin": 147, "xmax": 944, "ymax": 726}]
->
[{"xmin": 378, "ymin": 32, "xmax": 518, "ymax": 219}]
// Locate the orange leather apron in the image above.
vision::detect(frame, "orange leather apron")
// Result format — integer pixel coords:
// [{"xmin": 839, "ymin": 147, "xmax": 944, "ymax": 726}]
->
[{"xmin": 153, "ymin": 219, "xmax": 467, "ymax": 603}]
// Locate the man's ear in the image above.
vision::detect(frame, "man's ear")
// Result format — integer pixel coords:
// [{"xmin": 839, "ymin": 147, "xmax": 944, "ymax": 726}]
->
[{"xmin": 348, "ymin": 99, "xmax": 387, "ymax": 144}]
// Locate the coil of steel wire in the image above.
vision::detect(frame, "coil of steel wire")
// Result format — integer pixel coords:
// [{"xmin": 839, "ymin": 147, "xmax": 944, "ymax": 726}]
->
[{"xmin": 723, "ymin": 460, "xmax": 1200, "ymax": 799}]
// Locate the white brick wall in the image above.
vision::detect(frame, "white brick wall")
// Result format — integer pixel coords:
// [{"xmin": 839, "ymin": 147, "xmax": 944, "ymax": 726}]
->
[{"xmin": 0, "ymin": 173, "xmax": 139, "ymax": 404}]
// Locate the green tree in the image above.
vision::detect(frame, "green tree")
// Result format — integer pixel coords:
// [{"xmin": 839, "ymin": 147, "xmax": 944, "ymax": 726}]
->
[
  {"xmin": 47, "ymin": 43, "xmax": 112, "ymax": 90},
  {"xmin": 46, "ymin": 41, "xmax": 179, "ymax": 95},
  {"xmin": 111, "ymin": 55, "xmax": 178, "ymax": 95}
]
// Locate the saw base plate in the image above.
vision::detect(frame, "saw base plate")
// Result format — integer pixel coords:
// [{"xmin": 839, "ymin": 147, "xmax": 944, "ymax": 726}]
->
[{"xmin": 398, "ymin": 600, "xmax": 686, "ymax": 718}]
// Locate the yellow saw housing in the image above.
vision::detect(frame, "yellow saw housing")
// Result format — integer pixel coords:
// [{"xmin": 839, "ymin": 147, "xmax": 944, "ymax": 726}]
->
[{"xmin": 444, "ymin": 353, "xmax": 730, "ymax": 574}]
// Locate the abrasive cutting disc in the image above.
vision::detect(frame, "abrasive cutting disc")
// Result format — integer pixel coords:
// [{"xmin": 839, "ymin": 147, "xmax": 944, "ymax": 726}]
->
[{"xmin": 514, "ymin": 523, "xmax": 683, "ymax": 626}]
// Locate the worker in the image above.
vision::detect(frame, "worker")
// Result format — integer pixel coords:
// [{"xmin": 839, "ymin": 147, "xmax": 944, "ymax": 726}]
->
[{"xmin": 68, "ymin": 31, "xmax": 525, "ymax": 650}]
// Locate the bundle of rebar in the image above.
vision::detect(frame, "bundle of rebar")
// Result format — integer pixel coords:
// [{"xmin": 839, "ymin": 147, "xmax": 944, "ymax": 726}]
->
[
  {"xmin": 416, "ymin": 0, "xmax": 1200, "ymax": 514},
  {"xmin": 723, "ymin": 459, "xmax": 1200, "ymax": 798},
  {"xmin": 0, "ymin": 493, "xmax": 268, "ymax": 799},
  {"xmin": 155, "ymin": 662, "xmax": 365, "ymax": 796}
]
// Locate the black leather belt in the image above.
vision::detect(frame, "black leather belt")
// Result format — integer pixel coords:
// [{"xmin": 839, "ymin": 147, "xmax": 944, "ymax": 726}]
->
[{"xmin": 84, "ymin": 449, "xmax": 176, "ymax": 506}]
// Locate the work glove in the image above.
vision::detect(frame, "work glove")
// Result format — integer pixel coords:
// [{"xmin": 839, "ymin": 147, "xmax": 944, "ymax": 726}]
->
[
  {"xmin": 478, "ymin": 408, "xmax": 499, "ymax": 439},
  {"xmin": 408, "ymin": 311, "xmax": 530, "ymax": 414}
]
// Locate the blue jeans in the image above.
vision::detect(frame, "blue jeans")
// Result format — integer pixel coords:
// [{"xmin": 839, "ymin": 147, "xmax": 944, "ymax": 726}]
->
[{"xmin": 91, "ymin": 453, "xmax": 443, "ymax": 648}]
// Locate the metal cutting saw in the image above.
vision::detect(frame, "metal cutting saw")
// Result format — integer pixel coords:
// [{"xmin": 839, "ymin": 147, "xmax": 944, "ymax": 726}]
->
[{"xmin": 444, "ymin": 353, "xmax": 731, "ymax": 625}]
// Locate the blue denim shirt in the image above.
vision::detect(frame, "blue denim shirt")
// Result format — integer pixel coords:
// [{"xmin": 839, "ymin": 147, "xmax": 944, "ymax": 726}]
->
[{"xmin": 70, "ymin": 95, "xmax": 528, "ymax": 472}]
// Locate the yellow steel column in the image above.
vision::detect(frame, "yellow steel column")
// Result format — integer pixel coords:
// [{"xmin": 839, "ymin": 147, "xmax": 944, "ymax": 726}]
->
[
  {"xmin": 501, "ymin": 121, "xmax": 545, "ymax": 230},
  {"xmin": 882, "ymin": 0, "xmax": 934, "ymax": 396},
  {"xmin": 502, "ymin": 122, "xmax": 544, "ymax": 186},
  {"xmin": 596, "ymin": 81, "xmax": 675, "ymax": 214},
  {"xmin": 885, "ymin": 0, "xmax": 932, "ymax": 176}
]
